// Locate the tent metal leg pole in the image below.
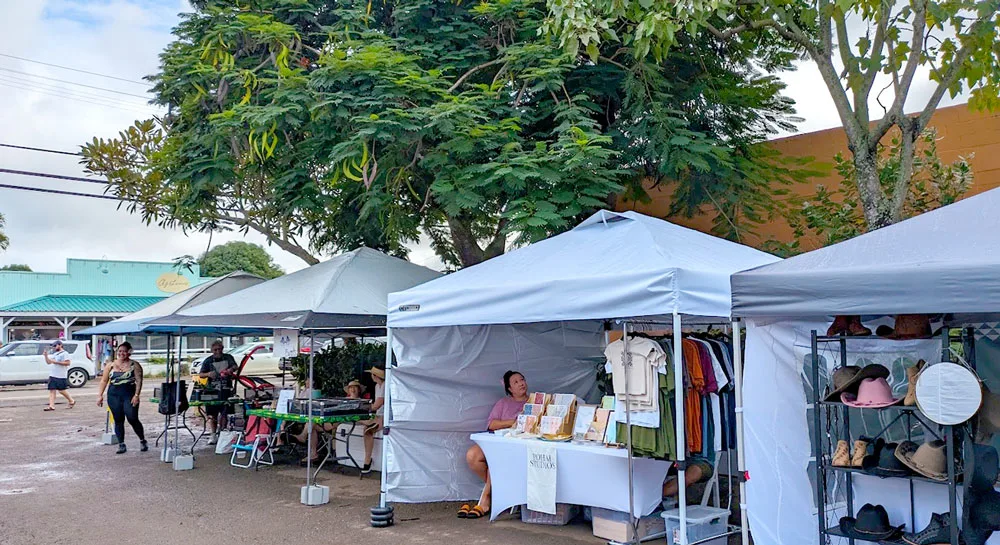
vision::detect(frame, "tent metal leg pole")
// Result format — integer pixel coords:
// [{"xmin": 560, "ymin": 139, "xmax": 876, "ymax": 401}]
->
[
  {"xmin": 622, "ymin": 322, "xmax": 637, "ymax": 541},
  {"xmin": 732, "ymin": 320, "xmax": 749, "ymax": 545},
  {"xmin": 306, "ymin": 333, "xmax": 315, "ymax": 488},
  {"xmin": 175, "ymin": 331, "xmax": 182, "ymax": 455},
  {"xmin": 380, "ymin": 327, "xmax": 393, "ymax": 509},
  {"xmin": 673, "ymin": 312, "xmax": 688, "ymax": 545}
]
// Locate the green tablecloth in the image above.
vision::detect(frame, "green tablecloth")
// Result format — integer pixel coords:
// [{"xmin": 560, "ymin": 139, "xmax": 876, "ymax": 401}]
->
[
  {"xmin": 245, "ymin": 408, "xmax": 374, "ymax": 424},
  {"xmin": 149, "ymin": 397, "xmax": 243, "ymax": 407}
]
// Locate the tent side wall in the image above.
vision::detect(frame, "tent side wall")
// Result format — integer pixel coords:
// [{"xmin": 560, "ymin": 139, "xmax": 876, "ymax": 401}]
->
[
  {"xmin": 743, "ymin": 319, "xmax": 945, "ymax": 545},
  {"xmin": 385, "ymin": 321, "xmax": 605, "ymax": 503}
]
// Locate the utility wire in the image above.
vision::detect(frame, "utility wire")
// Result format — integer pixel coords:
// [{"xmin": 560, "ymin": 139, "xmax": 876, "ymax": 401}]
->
[
  {"xmin": 0, "ymin": 72, "xmax": 152, "ymax": 108},
  {"xmin": 0, "ymin": 182, "xmax": 117, "ymax": 200},
  {"xmin": 0, "ymin": 167, "xmax": 107, "ymax": 185},
  {"xmin": 0, "ymin": 143, "xmax": 80, "ymax": 156},
  {"xmin": 0, "ymin": 52, "xmax": 148, "ymax": 86},
  {"xmin": 0, "ymin": 79, "xmax": 157, "ymax": 115},
  {"xmin": 0, "ymin": 67, "xmax": 151, "ymax": 99}
]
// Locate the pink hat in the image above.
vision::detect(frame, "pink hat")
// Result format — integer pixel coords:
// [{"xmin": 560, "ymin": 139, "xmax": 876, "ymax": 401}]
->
[{"xmin": 841, "ymin": 377, "xmax": 902, "ymax": 408}]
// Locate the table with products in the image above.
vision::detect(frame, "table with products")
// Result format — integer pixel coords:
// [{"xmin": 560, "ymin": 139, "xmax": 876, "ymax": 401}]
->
[
  {"xmin": 471, "ymin": 432, "xmax": 672, "ymax": 520},
  {"xmin": 245, "ymin": 408, "xmax": 375, "ymax": 478}
]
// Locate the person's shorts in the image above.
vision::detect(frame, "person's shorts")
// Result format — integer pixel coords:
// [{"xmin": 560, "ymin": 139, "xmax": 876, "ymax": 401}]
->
[
  {"xmin": 204, "ymin": 405, "xmax": 227, "ymax": 416},
  {"xmin": 47, "ymin": 377, "xmax": 69, "ymax": 391},
  {"xmin": 667, "ymin": 457, "xmax": 714, "ymax": 483}
]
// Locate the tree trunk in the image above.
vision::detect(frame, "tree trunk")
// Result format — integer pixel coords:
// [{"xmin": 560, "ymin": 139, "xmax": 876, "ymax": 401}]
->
[
  {"xmin": 447, "ymin": 216, "xmax": 487, "ymax": 267},
  {"xmin": 853, "ymin": 150, "xmax": 893, "ymax": 230}
]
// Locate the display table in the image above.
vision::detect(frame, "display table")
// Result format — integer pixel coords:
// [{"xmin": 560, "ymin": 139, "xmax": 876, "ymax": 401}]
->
[
  {"xmin": 245, "ymin": 408, "xmax": 376, "ymax": 478},
  {"xmin": 471, "ymin": 432, "xmax": 672, "ymax": 521}
]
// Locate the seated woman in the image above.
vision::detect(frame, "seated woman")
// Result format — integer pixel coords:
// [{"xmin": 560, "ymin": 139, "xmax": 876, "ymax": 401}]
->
[
  {"xmin": 361, "ymin": 367, "xmax": 386, "ymax": 474},
  {"xmin": 458, "ymin": 370, "xmax": 529, "ymax": 520},
  {"xmin": 299, "ymin": 380, "xmax": 366, "ymax": 463}
]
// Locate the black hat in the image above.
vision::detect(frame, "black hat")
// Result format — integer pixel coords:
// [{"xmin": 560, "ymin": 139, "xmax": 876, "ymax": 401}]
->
[
  {"xmin": 824, "ymin": 364, "xmax": 889, "ymax": 403},
  {"xmin": 862, "ymin": 439, "xmax": 912, "ymax": 478},
  {"xmin": 838, "ymin": 503, "xmax": 903, "ymax": 541},
  {"xmin": 965, "ymin": 488, "xmax": 1000, "ymax": 545}
]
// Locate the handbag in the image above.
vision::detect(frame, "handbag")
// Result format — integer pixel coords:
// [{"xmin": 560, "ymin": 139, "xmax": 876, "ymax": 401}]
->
[
  {"xmin": 158, "ymin": 381, "xmax": 190, "ymax": 415},
  {"xmin": 215, "ymin": 430, "xmax": 240, "ymax": 455}
]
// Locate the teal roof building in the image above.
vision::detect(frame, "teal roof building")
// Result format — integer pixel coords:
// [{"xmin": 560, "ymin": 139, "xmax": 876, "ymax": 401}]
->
[{"xmin": 0, "ymin": 259, "xmax": 210, "ymax": 343}]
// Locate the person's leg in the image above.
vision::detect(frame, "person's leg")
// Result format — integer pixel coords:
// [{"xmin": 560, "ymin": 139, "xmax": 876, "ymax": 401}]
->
[
  {"xmin": 662, "ymin": 461, "xmax": 708, "ymax": 497},
  {"xmin": 47, "ymin": 389, "xmax": 56, "ymax": 410},
  {"xmin": 107, "ymin": 389, "xmax": 128, "ymax": 452},
  {"xmin": 362, "ymin": 417, "xmax": 382, "ymax": 472},
  {"xmin": 466, "ymin": 444, "xmax": 489, "ymax": 482},
  {"xmin": 58, "ymin": 388, "xmax": 75, "ymax": 406},
  {"xmin": 121, "ymin": 391, "xmax": 146, "ymax": 445}
]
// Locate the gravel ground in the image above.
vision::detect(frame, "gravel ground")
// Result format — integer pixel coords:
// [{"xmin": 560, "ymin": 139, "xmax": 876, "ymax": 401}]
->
[
  {"xmin": 0, "ymin": 383, "xmax": 746, "ymax": 545},
  {"xmin": 0, "ymin": 386, "xmax": 599, "ymax": 545}
]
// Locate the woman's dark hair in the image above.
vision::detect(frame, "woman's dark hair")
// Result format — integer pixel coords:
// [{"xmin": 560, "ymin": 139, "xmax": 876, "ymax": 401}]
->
[
  {"xmin": 503, "ymin": 370, "xmax": 524, "ymax": 396},
  {"xmin": 119, "ymin": 341, "xmax": 133, "ymax": 352}
]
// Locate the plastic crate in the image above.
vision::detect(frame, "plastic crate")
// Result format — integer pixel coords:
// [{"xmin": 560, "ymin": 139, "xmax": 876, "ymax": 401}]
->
[
  {"xmin": 521, "ymin": 503, "xmax": 578, "ymax": 525},
  {"xmin": 661, "ymin": 506, "xmax": 729, "ymax": 545}
]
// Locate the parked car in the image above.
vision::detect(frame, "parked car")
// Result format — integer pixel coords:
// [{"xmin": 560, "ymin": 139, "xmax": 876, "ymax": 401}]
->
[
  {"xmin": 190, "ymin": 341, "xmax": 283, "ymax": 379},
  {"xmin": 0, "ymin": 340, "xmax": 96, "ymax": 387}
]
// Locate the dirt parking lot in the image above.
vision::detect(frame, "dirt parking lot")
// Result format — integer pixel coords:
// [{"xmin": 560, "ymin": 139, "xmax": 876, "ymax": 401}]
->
[{"xmin": 0, "ymin": 384, "xmax": 603, "ymax": 545}]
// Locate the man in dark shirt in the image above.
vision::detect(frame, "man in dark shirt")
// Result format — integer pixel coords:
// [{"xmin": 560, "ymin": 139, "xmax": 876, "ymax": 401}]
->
[{"xmin": 198, "ymin": 340, "xmax": 238, "ymax": 444}]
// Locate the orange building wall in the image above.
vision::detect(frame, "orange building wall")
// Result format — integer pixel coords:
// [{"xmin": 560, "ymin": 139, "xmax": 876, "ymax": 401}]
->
[{"xmin": 615, "ymin": 103, "xmax": 1000, "ymax": 252}]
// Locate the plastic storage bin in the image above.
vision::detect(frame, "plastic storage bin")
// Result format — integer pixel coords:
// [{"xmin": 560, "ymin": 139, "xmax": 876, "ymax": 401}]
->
[
  {"xmin": 661, "ymin": 506, "xmax": 729, "ymax": 545},
  {"xmin": 521, "ymin": 503, "xmax": 578, "ymax": 525}
]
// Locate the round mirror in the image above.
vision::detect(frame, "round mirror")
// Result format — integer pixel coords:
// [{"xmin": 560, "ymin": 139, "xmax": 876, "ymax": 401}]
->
[{"xmin": 916, "ymin": 362, "xmax": 982, "ymax": 425}]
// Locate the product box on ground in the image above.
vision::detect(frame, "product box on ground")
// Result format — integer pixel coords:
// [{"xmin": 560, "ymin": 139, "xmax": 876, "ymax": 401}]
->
[
  {"xmin": 591, "ymin": 508, "xmax": 666, "ymax": 542},
  {"xmin": 661, "ymin": 506, "xmax": 729, "ymax": 545},
  {"xmin": 521, "ymin": 503, "xmax": 578, "ymax": 525}
]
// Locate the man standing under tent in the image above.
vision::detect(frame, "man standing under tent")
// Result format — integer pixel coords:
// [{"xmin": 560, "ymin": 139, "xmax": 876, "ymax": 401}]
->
[{"xmin": 198, "ymin": 340, "xmax": 237, "ymax": 444}]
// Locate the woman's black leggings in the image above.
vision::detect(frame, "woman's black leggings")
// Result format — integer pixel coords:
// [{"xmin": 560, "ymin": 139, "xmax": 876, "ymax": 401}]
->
[{"xmin": 108, "ymin": 385, "xmax": 146, "ymax": 443}]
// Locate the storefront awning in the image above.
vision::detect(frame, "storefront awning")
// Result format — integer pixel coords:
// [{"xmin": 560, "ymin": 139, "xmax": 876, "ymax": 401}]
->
[{"xmin": 0, "ymin": 295, "xmax": 164, "ymax": 314}]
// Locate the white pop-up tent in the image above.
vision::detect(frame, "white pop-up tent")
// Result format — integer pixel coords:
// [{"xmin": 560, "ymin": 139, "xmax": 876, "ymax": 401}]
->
[
  {"xmin": 383, "ymin": 210, "xmax": 779, "ymax": 544},
  {"xmin": 731, "ymin": 188, "xmax": 1000, "ymax": 545}
]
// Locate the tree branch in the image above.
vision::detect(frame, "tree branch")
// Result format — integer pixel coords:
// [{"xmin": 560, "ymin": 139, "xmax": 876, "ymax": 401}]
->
[
  {"xmin": 448, "ymin": 58, "xmax": 505, "ymax": 93},
  {"xmin": 915, "ymin": 37, "xmax": 977, "ymax": 131},
  {"xmin": 219, "ymin": 212, "xmax": 319, "ymax": 265},
  {"xmin": 860, "ymin": 4, "xmax": 890, "ymax": 101},
  {"xmin": 819, "ymin": 0, "xmax": 833, "ymax": 55},
  {"xmin": 873, "ymin": 0, "xmax": 927, "ymax": 145},
  {"xmin": 891, "ymin": 120, "xmax": 919, "ymax": 220},
  {"xmin": 704, "ymin": 19, "xmax": 775, "ymax": 40}
]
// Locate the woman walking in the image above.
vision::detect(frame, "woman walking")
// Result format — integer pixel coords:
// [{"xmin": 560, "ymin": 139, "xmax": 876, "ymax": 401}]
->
[{"xmin": 96, "ymin": 342, "xmax": 148, "ymax": 454}]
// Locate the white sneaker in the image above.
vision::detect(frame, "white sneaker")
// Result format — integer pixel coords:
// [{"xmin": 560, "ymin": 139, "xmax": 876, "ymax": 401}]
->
[{"xmin": 208, "ymin": 434, "xmax": 218, "ymax": 445}]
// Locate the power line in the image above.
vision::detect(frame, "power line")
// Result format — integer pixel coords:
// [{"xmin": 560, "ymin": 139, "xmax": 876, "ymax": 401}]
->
[
  {"xmin": 0, "ymin": 67, "xmax": 151, "ymax": 99},
  {"xmin": 0, "ymin": 79, "xmax": 157, "ymax": 115},
  {"xmin": 0, "ymin": 143, "xmax": 80, "ymax": 156},
  {"xmin": 0, "ymin": 52, "xmax": 147, "ymax": 86},
  {"xmin": 0, "ymin": 167, "xmax": 106, "ymax": 184},
  {"xmin": 0, "ymin": 182, "xmax": 117, "ymax": 200},
  {"xmin": 0, "ymin": 72, "xmax": 152, "ymax": 108}
]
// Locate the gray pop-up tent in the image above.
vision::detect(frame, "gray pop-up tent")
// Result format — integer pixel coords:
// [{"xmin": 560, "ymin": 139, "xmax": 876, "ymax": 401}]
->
[
  {"xmin": 730, "ymin": 188, "xmax": 1000, "ymax": 545},
  {"xmin": 151, "ymin": 247, "xmax": 441, "ymax": 498},
  {"xmin": 72, "ymin": 271, "xmax": 265, "ymax": 338}
]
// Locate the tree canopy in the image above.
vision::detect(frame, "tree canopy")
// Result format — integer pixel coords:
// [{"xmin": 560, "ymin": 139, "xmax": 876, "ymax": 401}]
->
[
  {"xmin": 545, "ymin": 0, "xmax": 1000, "ymax": 230},
  {"xmin": 198, "ymin": 241, "xmax": 284, "ymax": 279},
  {"xmin": 0, "ymin": 264, "xmax": 31, "ymax": 272},
  {"xmin": 0, "ymin": 212, "xmax": 8, "ymax": 252},
  {"xmin": 83, "ymin": 0, "xmax": 811, "ymax": 267}
]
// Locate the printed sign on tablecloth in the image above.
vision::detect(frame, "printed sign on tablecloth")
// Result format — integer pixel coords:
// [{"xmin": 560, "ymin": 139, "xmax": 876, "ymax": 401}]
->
[{"xmin": 526, "ymin": 443, "xmax": 557, "ymax": 514}]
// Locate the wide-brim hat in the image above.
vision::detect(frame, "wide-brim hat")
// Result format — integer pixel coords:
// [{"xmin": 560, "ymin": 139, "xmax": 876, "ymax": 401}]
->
[
  {"xmin": 366, "ymin": 367, "xmax": 385, "ymax": 380},
  {"xmin": 838, "ymin": 503, "xmax": 903, "ymax": 541},
  {"xmin": 825, "ymin": 364, "xmax": 889, "ymax": 403},
  {"xmin": 344, "ymin": 380, "xmax": 366, "ymax": 395},
  {"xmin": 895, "ymin": 440, "xmax": 948, "ymax": 481},
  {"xmin": 842, "ymin": 377, "xmax": 902, "ymax": 408},
  {"xmin": 863, "ymin": 439, "xmax": 912, "ymax": 477},
  {"xmin": 876, "ymin": 314, "xmax": 932, "ymax": 340}
]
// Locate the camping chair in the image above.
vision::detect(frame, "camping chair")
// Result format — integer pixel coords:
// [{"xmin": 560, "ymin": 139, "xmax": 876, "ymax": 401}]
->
[{"xmin": 230, "ymin": 414, "xmax": 276, "ymax": 469}]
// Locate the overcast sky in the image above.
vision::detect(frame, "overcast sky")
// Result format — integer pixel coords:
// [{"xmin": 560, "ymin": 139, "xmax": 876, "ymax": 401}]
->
[{"xmin": 0, "ymin": 0, "xmax": 970, "ymax": 275}]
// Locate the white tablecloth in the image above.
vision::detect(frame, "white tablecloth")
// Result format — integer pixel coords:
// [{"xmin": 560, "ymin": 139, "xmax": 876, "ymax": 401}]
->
[{"xmin": 471, "ymin": 432, "xmax": 672, "ymax": 521}]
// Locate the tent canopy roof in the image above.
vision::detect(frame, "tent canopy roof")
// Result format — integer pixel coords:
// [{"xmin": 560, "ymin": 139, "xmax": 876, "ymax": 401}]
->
[
  {"xmin": 732, "ymin": 187, "xmax": 1000, "ymax": 317},
  {"xmin": 388, "ymin": 210, "xmax": 779, "ymax": 328},
  {"xmin": 150, "ymin": 247, "xmax": 441, "ymax": 332},
  {"xmin": 72, "ymin": 271, "xmax": 265, "ymax": 337}
]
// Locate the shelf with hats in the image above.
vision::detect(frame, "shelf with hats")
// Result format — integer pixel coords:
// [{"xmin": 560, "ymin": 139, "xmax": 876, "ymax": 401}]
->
[{"xmin": 809, "ymin": 324, "xmax": 975, "ymax": 545}]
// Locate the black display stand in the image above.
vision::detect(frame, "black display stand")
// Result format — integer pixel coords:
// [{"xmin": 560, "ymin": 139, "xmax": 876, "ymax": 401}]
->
[{"xmin": 809, "ymin": 328, "xmax": 975, "ymax": 545}]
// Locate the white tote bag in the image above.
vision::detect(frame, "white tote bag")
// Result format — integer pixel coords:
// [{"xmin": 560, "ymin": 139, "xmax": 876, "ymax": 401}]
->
[{"xmin": 215, "ymin": 430, "xmax": 240, "ymax": 455}]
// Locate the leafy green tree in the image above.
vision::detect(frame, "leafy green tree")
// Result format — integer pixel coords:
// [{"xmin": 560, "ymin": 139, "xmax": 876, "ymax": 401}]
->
[
  {"xmin": 764, "ymin": 127, "xmax": 973, "ymax": 255},
  {"xmin": 546, "ymin": 0, "xmax": 1000, "ymax": 230},
  {"xmin": 0, "ymin": 212, "xmax": 8, "ymax": 251},
  {"xmin": 198, "ymin": 241, "xmax": 283, "ymax": 279},
  {"xmin": 0, "ymin": 264, "xmax": 32, "ymax": 272},
  {"xmin": 82, "ymin": 0, "xmax": 808, "ymax": 267}
]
